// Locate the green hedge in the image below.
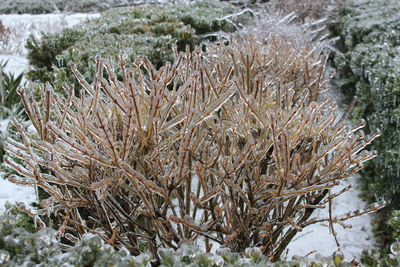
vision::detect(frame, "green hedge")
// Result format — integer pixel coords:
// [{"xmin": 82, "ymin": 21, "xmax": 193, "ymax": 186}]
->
[
  {"xmin": 26, "ymin": 1, "xmax": 252, "ymax": 90},
  {"xmin": 333, "ymin": 0, "xmax": 400, "ymax": 245},
  {"xmin": 0, "ymin": 0, "xmax": 149, "ymax": 14},
  {"xmin": 2, "ymin": 205, "xmax": 397, "ymax": 267}
]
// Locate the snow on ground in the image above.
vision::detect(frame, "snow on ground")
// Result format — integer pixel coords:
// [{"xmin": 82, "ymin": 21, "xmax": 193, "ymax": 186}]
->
[
  {"xmin": 286, "ymin": 174, "xmax": 375, "ymax": 261},
  {"xmin": 0, "ymin": 13, "xmax": 99, "ymax": 56},
  {"xmin": 286, "ymin": 83, "xmax": 376, "ymax": 260},
  {"xmin": 0, "ymin": 176, "xmax": 37, "ymax": 214},
  {"xmin": 0, "ymin": 12, "xmax": 377, "ymax": 261},
  {"xmin": 0, "ymin": 119, "xmax": 36, "ymax": 214},
  {"xmin": 0, "ymin": 55, "xmax": 28, "ymax": 75},
  {"xmin": 0, "ymin": 13, "xmax": 99, "ymax": 28}
]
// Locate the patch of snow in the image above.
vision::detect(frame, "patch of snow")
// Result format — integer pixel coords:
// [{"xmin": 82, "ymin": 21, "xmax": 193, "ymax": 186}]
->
[
  {"xmin": 0, "ymin": 119, "xmax": 37, "ymax": 213},
  {"xmin": 0, "ymin": 174, "xmax": 37, "ymax": 214},
  {"xmin": 286, "ymin": 78, "xmax": 376, "ymax": 261},
  {"xmin": 0, "ymin": 55, "xmax": 29, "ymax": 75},
  {"xmin": 0, "ymin": 13, "xmax": 99, "ymax": 29},
  {"xmin": 0, "ymin": 119, "xmax": 10, "ymax": 135},
  {"xmin": 286, "ymin": 174, "xmax": 375, "ymax": 261},
  {"xmin": 0, "ymin": 13, "xmax": 99, "ymax": 56}
]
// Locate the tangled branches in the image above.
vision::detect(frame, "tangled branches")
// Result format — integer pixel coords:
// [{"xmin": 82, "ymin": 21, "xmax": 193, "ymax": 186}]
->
[{"xmin": 5, "ymin": 28, "xmax": 381, "ymax": 261}]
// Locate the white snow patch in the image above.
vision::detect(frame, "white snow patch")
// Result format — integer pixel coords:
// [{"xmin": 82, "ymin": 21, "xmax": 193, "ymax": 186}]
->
[
  {"xmin": 0, "ymin": 55, "xmax": 29, "ymax": 75},
  {"xmin": 286, "ymin": 174, "xmax": 375, "ymax": 261},
  {"xmin": 0, "ymin": 119, "xmax": 37, "ymax": 213},
  {"xmin": 0, "ymin": 13, "xmax": 99, "ymax": 28},
  {"xmin": 0, "ymin": 119, "xmax": 10, "ymax": 136},
  {"xmin": 0, "ymin": 13, "xmax": 99, "ymax": 56},
  {"xmin": 0, "ymin": 175, "xmax": 37, "ymax": 214}
]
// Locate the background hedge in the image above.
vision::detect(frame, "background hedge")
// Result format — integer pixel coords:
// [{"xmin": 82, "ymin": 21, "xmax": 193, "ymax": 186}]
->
[
  {"xmin": 333, "ymin": 0, "xmax": 400, "ymax": 246},
  {"xmin": 26, "ymin": 1, "xmax": 252, "ymax": 90},
  {"xmin": 0, "ymin": 0, "xmax": 156, "ymax": 14}
]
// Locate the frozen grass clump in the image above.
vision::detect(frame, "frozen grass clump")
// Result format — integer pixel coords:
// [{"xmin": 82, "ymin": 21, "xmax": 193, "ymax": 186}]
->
[
  {"xmin": 26, "ymin": 1, "xmax": 252, "ymax": 89},
  {"xmin": 333, "ymin": 0, "xmax": 400, "ymax": 247},
  {"xmin": 265, "ymin": 0, "xmax": 345, "ymax": 23}
]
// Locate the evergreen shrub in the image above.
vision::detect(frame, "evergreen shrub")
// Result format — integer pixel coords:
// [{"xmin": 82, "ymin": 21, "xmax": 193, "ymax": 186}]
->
[
  {"xmin": 333, "ymin": 0, "xmax": 400, "ymax": 246},
  {"xmin": 26, "ymin": 1, "xmax": 252, "ymax": 89},
  {"xmin": 0, "ymin": 0, "xmax": 153, "ymax": 14},
  {"xmin": 1, "ymin": 205, "xmax": 397, "ymax": 266}
]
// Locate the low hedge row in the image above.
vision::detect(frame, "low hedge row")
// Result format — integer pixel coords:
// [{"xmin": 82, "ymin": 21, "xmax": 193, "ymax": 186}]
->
[
  {"xmin": 1, "ymin": 205, "xmax": 398, "ymax": 267},
  {"xmin": 333, "ymin": 0, "xmax": 400, "ymax": 246},
  {"xmin": 0, "ymin": 0, "xmax": 152, "ymax": 14},
  {"xmin": 26, "ymin": 1, "xmax": 252, "ymax": 90}
]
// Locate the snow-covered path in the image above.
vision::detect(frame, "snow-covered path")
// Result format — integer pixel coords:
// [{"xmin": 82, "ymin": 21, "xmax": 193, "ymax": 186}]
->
[{"xmin": 0, "ymin": 13, "xmax": 376, "ymax": 262}]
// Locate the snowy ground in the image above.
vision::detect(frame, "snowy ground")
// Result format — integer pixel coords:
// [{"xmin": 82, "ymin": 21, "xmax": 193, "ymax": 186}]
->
[
  {"xmin": 0, "ymin": 13, "xmax": 99, "ymax": 56},
  {"xmin": 0, "ymin": 12, "xmax": 377, "ymax": 262},
  {"xmin": 286, "ymin": 174, "xmax": 375, "ymax": 260},
  {"xmin": 285, "ymin": 83, "xmax": 377, "ymax": 260},
  {"xmin": 0, "ymin": 55, "xmax": 28, "ymax": 75},
  {"xmin": 0, "ymin": 118, "xmax": 37, "ymax": 214}
]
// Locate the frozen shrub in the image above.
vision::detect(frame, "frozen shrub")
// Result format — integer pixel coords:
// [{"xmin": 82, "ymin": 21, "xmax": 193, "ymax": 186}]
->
[
  {"xmin": 263, "ymin": 0, "xmax": 345, "ymax": 23},
  {"xmin": 5, "ymin": 16, "xmax": 381, "ymax": 261},
  {"xmin": 0, "ymin": 0, "xmax": 56, "ymax": 14},
  {"xmin": 0, "ymin": 20, "xmax": 11, "ymax": 49}
]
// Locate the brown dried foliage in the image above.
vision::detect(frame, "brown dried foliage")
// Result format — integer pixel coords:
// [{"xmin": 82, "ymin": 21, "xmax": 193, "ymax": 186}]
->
[
  {"xmin": 0, "ymin": 20, "xmax": 11, "ymax": 46},
  {"xmin": 5, "ymin": 24, "xmax": 380, "ymax": 260},
  {"xmin": 264, "ymin": 0, "xmax": 346, "ymax": 23}
]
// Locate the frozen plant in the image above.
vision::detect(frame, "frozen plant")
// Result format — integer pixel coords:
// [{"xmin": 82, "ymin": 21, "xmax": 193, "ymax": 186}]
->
[
  {"xmin": 264, "ymin": 0, "xmax": 345, "ymax": 23},
  {"xmin": 2, "ymin": 206, "xmax": 392, "ymax": 267},
  {"xmin": 5, "ymin": 24, "xmax": 382, "ymax": 261}
]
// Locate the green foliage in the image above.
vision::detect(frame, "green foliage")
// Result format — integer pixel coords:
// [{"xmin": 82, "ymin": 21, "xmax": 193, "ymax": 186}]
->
[
  {"xmin": 0, "ymin": 60, "xmax": 24, "ymax": 161},
  {"xmin": 26, "ymin": 1, "xmax": 252, "ymax": 89},
  {"xmin": 0, "ymin": 60, "xmax": 24, "ymax": 119},
  {"xmin": 0, "ymin": 208, "xmax": 389, "ymax": 266},
  {"xmin": 0, "ymin": 210, "xmax": 149, "ymax": 266},
  {"xmin": 0, "ymin": 0, "xmax": 146, "ymax": 14},
  {"xmin": 333, "ymin": 0, "xmax": 400, "ymax": 245},
  {"xmin": 26, "ymin": 29, "xmax": 84, "ymax": 83},
  {"xmin": 2, "ymin": 203, "xmax": 36, "ymax": 233},
  {"xmin": 389, "ymin": 211, "xmax": 400, "ymax": 241},
  {"xmin": 359, "ymin": 242, "xmax": 400, "ymax": 267},
  {"xmin": 167, "ymin": 1, "xmax": 245, "ymax": 34}
]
